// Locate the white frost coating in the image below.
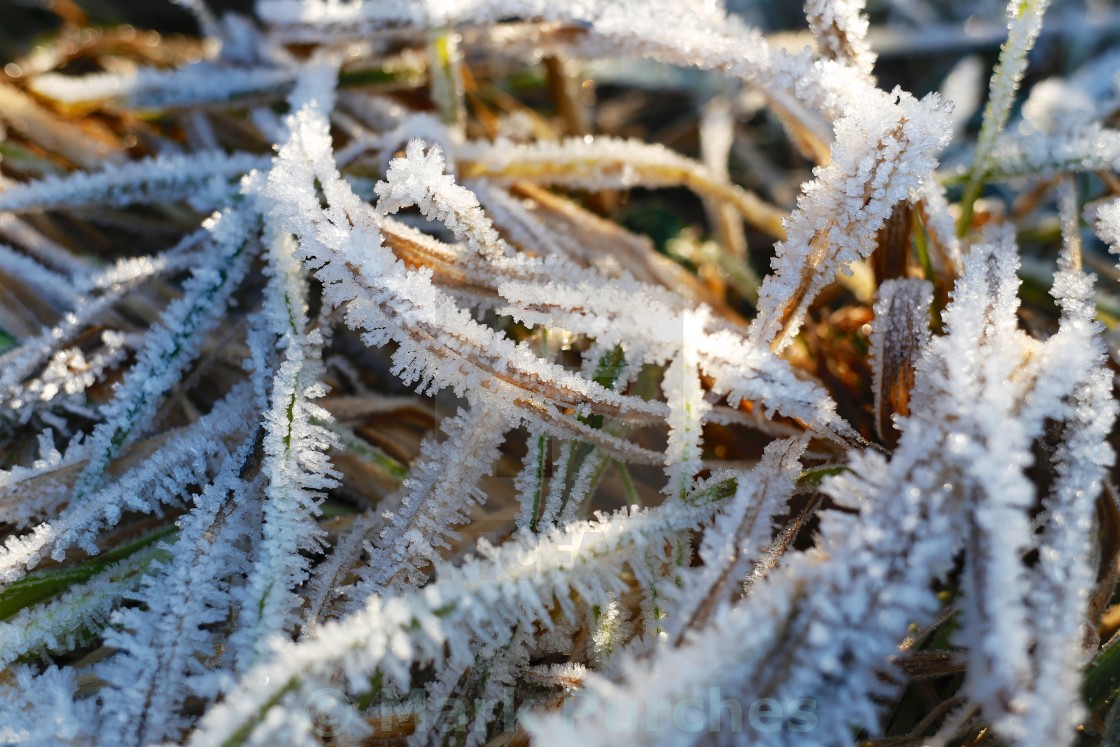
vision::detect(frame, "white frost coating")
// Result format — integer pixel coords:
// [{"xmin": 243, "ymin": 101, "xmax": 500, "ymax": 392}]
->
[
  {"xmin": 917, "ymin": 179, "xmax": 964, "ymax": 274},
  {"xmin": 1094, "ymin": 197, "xmax": 1120, "ymax": 268},
  {"xmin": 232, "ymin": 140, "xmax": 341, "ymax": 666},
  {"xmin": 749, "ymin": 89, "xmax": 951, "ymax": 351},
  {"xmin": 0, "ymin": 152, "xmax": 268, "ymax": 213},
  {"xmin": 301, "ymin": 510, "xmax": 380, "ymax": 639},
  {"xmin": 0, "ymin": 385, "xmax": 253, "ymax": 585},
  {"xmin": 256, "ymin": 0, "xmax": 660, "ymax": 34},
  {"xmin": 16, "ymin": 336, "xmax": 134, "ymax": 421},
  {"xmin": 662, "ymin": 308, "xmax": 710, "ymax": 499},
  {"xmin": 0, "ymin": 1, "xmax": 1114, "ymax": 743},
  {"xmin": 30, "ymin": 63, "xmax": 293, "ymax": 108},
  {"xmin": 979, "ymin": 124, "xmax": 1120, "ymax": 181},
  {"xmin": 95, "ymin": 437, "xmax": 257, "ymax": 747},
  {"xmin": 263, "ymin": 72, "xmax": 668, "ymax": 436},
  {"xmin": 69, "ymin": 209, "xmax": 253, "ymax": 495},
  {"xmin": 0, "ymin": 230, "xmax": 209, "ymax": 423},
  {"xmin": 805, "ymin": 0, "xmax": 875, "ymax": 77},
  {"xmin": 256, "ymin": 0, "xmax": 857, "ymax": 138},
  {"xmin": 514, "ymin": 431, "xmax": 549, "ymax": 532},
  {"xmin": 355, "ymin": 405, "xmax": 508, "ymax": 594},
  {"xmin": 0, "ymin": 244, "xmax": 76, "ymax": 306},
  {"xmin": 960, "ymin": 0, "xmax": 1051, "ymax": 226},
  {"xmin": 985, "ymin": 0, "xmax": 1051, "ymax": 140},
  {"xmin": 496, "ymin": 275, "xmax": 860, "ymax": 444},
  {"xmin": 0, "ymin": 431, "xmax": 90, "ymax": 528},
  {"xmin": 664, "ymin": 436, "xmax": 805, "ymax": 643},
  {"xmin": 528, "ymin": 232, "xmax": 1100, "ymax": 747},
  {"xmin": 0, "ymin": 546, "xmax": 161, "ymax": 669},
  {"xmin": 188, "ymin": 495, "xmax": 723, "ymax": 746},
  {"xmin": 229, "ymin": 335, "xmax": 335, "ymax": 665},
  {"xmin": 940, "ymin": 232, "xmax": 1037, "ymax": 744},
  {"xmin": 376, "ymin": 139, "xmax": 510, "ymax": 260},
  {"xmin": 1014, "ymin": 234, "xmax": 1117, "ymax": 747},
  {"xmin": 0, "ymin": 666, "xmax": 99, "ymax": 745},
  {"xmin": 0, "ymin": 211, "xmax": 255, "ymax": 582}
]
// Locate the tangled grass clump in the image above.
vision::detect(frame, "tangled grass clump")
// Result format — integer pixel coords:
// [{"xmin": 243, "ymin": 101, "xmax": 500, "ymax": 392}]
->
[{"xmin": 1, "ymin": 1, "xmax": 1120, "ymax": 745}]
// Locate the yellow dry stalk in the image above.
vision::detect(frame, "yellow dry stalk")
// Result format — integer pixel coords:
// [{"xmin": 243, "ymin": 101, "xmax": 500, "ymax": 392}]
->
[{"xmin": 458, "ymin": 156, "xmax": 789, "ymax": 239}]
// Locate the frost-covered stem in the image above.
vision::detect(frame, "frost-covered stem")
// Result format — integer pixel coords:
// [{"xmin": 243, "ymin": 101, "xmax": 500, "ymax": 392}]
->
[
  {"xmin": 96, "ymin": 437, "xmax": 257, "ymax": 746},
  {"xmin": 804, "ymin": 0, "xmax": 876, "ymax": 78},
  {"xmin": 376, "ymin": 139, "xmax": 510, "ymax": 260},
  {"xmin": 1016, "ymin": 242, "xmax": 1116, "ymax": 747},
  {"xmin": 0, "ymin": 384, "xmax": 254, "ymax": 584},
  {"xmin": 945, "ymin": 228, "xmax": 1108, "ymax": 743},
  {"xmin": 526, "ymin": 234, "xmax": 1068, "ymax": 747},
  {"xmin": 957, "ymin": 0, "xmax": 1051, "ymax": 236},
  {"xmin": 0, "ymin": 230, "xmax": 206, "ymax": 416},
  {"xmin": 0, "ymin": 221, "xmax": 254, "ymax": 587},
  {"xmin": 30, "ymin": 65, "xmax": 296, "ymax": 109},
  {"xmin": 0, "ymin": 243, "xmax": 76, "ymax": 307},
  {"xmin": 0, "ymin": 542, "xmax": 166, "ymax": 669},
  {"xmin": 1021, "ymin": 381, "xmax": 1111, "ymax": 746},
  {"xmin": 256, "ymin": 0, "xmax": 843, "ymax": 144},
  {"xmin": 668, "ymin": 437, "xmax": 805, "ymax": 643},
  {"xmin": 356, "ymin": 404, "xmax": 507, "ymax": 593},
  {"xmin": 541, "ymin": 440, "xmax": 575, "ymax": 532},
  {"xmin": 542, "ymin": 347, "xmax": 636, "ymax": 529},
  {"xmin": 457, "ymin": 137, "xmax": 788, "ymax": 239},
  {"xmin": 231, "ymin": 244, "xmax": 338, "ymax": 667},
  {"xmin": 916, "ymin": 180, "xmax": 963, "ymax": 276},
  {"xmin": 72, "ymin": 208, "xmax": 255, "ymax": 499},
  {"xmin": 497, "ymin": 274, "xmax": 862, "ymax": 445},
  {"xmin": 0, "ymin": 152, "xmax": 268, "ymax": 213},
  {"xmin": 950, "ymin": 124, "xmax": 1120, "ymax": 184},
  {"xmin": 945, "ymin": 234, "xmax": 1058, "ymax": 742},
  {"xmin": 267, "ymin": 80, "xmax": 669, "ymax": 448},
  {"xmin": 189, "ymin": 494, "xmax": 727, "ymax": 746},
  {"xmin": 0, "ymin": 665, "xmax": 99, "ymax": 744},
  {"xmin": 515, "ymin": 432, "xmax": 549, "ymax": 533},
  {"xmin": 749, "ymin": 89, "xmax": 950, "ymax": 351},
  {"xmin": 555, "ymin": 448, "xmax": 613, "ymax": 527},
  {"xmin": 301, "ymin": 510, "xmax": 381, "ymax": 639},
  {"xmin": 662, "ymin": 309, "xmax": 710, "ymax": 499}
]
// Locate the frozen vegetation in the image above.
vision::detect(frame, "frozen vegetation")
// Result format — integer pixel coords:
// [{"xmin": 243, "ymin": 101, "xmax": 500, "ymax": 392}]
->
[{"xmin": 0, "ymin": 0, "xmax": 1119, "ymax": 745}]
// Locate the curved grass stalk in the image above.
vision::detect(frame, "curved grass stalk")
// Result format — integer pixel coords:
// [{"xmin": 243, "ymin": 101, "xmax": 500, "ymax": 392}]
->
[
  {"xmin": 957, "ymin": 0, "xmax": 1051, "ymax": 235},
  {"xmin": 457, "ymin": 136, "xmax": 788, "ymax": 239},
  {"xmin": 748, "ymin": 88, "xmax": 950, "ymax": 352}
]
